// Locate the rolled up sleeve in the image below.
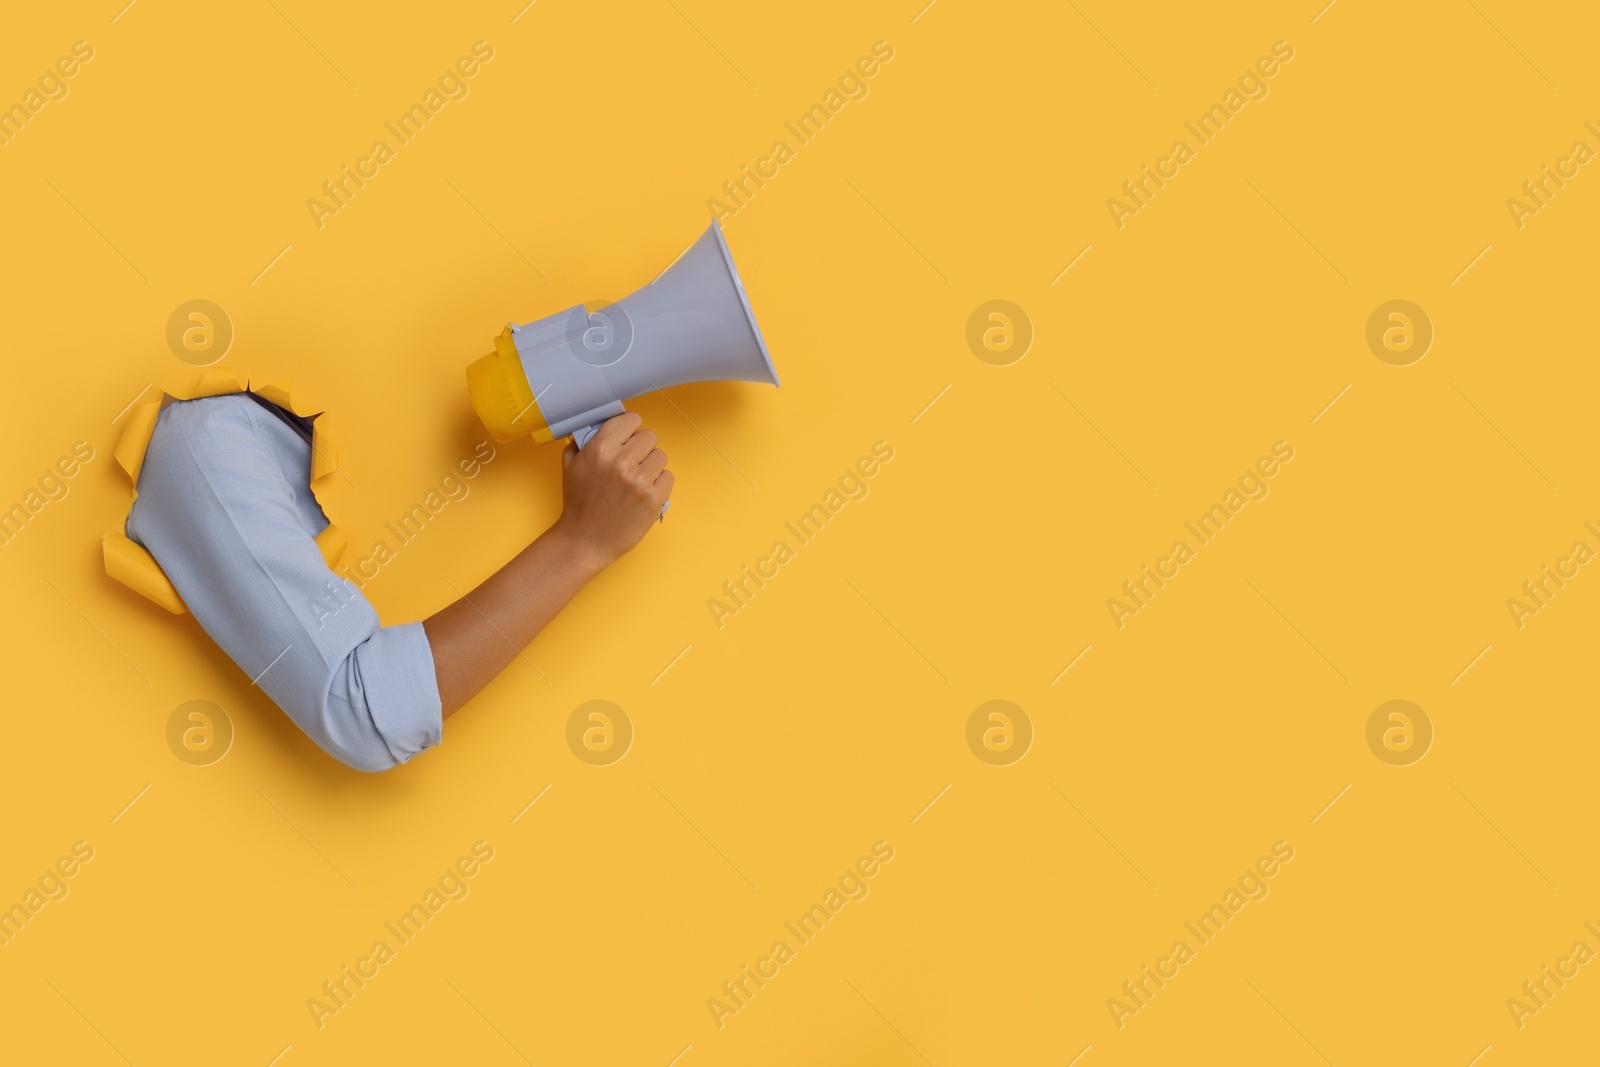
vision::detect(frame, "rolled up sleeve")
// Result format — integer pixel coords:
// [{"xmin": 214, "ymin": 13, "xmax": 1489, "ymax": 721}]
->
[{"xmin": 126, "ymin": 395, "xmax": 442, "ymax": 772}]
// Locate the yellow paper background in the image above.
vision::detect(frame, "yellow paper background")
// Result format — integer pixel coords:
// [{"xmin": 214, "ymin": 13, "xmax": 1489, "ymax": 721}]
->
[{"xmin": 0, "ymin": 1, "xmax": 1596, "ymax": 1063}]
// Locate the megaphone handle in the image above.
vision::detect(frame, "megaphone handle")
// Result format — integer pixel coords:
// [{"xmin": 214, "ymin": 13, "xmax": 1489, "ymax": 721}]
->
[{"xmin": 570, "ymin": 420, "xmax": 671, "ymax": 523}]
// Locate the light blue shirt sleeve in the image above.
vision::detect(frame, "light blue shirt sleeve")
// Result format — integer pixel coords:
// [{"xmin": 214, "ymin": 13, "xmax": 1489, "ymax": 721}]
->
[{"xmin": 126, "ymin": 394, "xmax": 443, "ymax": 772}]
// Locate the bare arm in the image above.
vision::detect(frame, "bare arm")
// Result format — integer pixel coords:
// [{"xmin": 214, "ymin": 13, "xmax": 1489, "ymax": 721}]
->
[{"xmin": 423, "ymin": 411, "xmax": 672, "ymax": 718}]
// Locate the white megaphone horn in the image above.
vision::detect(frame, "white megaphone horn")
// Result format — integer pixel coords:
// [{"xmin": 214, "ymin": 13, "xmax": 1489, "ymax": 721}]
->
[{"xmin": 467, "ymin": 219, "xmax": 779, "ymax": 455}]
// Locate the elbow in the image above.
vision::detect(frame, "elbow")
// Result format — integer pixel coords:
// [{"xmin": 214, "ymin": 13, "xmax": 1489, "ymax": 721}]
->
[
  {"xmin": 319, "ymin": 738, "xmax": 403, "ymax": 774},
  {"xmin": 261, "ymin": 629, "xmax": 440, "ymax": 773},
  {"xmin": 274, "ymin": 690, "xmax": 410, "ymax": 773}
]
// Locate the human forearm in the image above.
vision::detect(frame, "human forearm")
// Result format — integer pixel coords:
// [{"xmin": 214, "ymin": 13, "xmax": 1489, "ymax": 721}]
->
[
  {"xmin": 423, "ymin": 413, "xmax": 672, "ymax": 719},
  {"xmin": 424, "ymin": 522, "xmax": 605, "ymax": 718}
]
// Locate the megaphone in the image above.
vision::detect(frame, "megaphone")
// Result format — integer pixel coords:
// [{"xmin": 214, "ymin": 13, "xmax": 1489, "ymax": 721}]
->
[{"xmin": 467, "ymin": 219, "xmax": 779, "ymax": 454}]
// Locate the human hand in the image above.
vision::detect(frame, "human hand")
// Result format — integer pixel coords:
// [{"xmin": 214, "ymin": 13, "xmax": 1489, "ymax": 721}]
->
[{"xmin": 551, "ymin": 412, "xmax": 673, "ymax": 571}]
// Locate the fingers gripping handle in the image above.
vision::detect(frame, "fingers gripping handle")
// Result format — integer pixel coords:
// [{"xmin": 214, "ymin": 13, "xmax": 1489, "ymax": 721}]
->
[{"xmin": 571, "ymin": 418, "xmax": 671, "ymax": 522}]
